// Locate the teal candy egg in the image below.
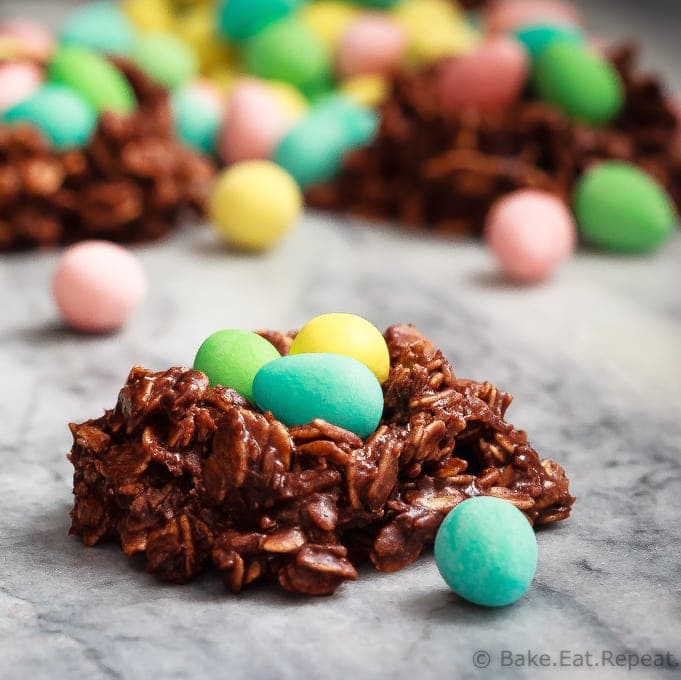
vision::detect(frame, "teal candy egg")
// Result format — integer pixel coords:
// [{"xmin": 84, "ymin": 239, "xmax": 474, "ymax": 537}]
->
[
  {"xmin": 58, "ymin": 1, "xmax": 136, "ymax": 55},
  {"xmin": 172, "ymin": 84, "xmax": 222, "ymax": 154},
  {"xmin": 513, "ymin": 23, "xmax": 582, "ymax": 63},
  {"xmin": 354, "ymin": 0, "xmax": 404, "ymax": 7},
  {"xmin": 253, "ymin": 353, "xmax": 384, "ymax": 439},
  {"xmin": 434, "ymin": 496, "xmax": 538, "ymax": 607},
  {"xmin": 217, "ymin": 0, "xmax": 304, "ymax": 42},
  {"xmin": 274, "ymin": 97, "xmax": 378, "ymax": 188},
  {"xmin": 193, "ymin": 329, "xmax": 281, "ymax": 402},
  {"xmin": 1, "ymin": 84, "xmax": 96, "ymax": 150}
]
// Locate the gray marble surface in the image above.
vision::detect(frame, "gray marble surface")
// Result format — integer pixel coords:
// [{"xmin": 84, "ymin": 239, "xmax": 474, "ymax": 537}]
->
[{"xmin": 2, "ymin": 1, "xmax": 681, "ymax": 679}]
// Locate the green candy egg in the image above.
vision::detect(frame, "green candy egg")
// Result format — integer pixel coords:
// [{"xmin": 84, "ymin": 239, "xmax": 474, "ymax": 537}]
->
[
  {"xmin": 353, "ymin": 0, "xmax": 404, "ymax": 7},
  {"xmin": 243, "ymin": 18, "xmax": 331, "ymax": 96},
  {"xmin": 534, "ymin": 40, "xmax": 624, "ymax": 126},
  {"xmin": 434, "ymin": 496, "xmax": 538, "ymax": 607},
  {"xmin": 274, "ymin": 97, "xmax": 378, "ymax": 188},
  {"xmin": 58, "ymin": 1, "xmax": 137, "ymax": 55},
  {"xmin": 217, "ymin": 0, "xmax": 304, "ymax": 42},
  {"xmin": 132, "ymin": 33, "xmax": 198, "ymax": 91},
  {"xmin": 1, "ymin": 84, "xmax": 97, "ymax": 150},
  {"xmin": 513, "ymin": 23, "xmax": 583, "ymax": 63},
  {"xmin": 573, "ymin": 161, "xmax": 677, "ymax": 253},
  {"xmin": 171, "ymin": 86, "xmax": 222, "ymax": 154},
  {"xmin": 48, "ymin": 46, "xmax": 136, "ymax": 114},
  {"xmin": 193, "ymin": 329, "xmax": 281, "ymax": 402},
  {"xmin": 253, "ymin": 353, "xmax": 384, "ymax": 439}
]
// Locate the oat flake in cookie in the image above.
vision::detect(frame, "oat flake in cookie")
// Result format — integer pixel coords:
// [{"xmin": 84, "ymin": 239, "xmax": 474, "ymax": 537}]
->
[{"xmin": 68, "ymin": 324, "xmax": 575, "ymax": 596}]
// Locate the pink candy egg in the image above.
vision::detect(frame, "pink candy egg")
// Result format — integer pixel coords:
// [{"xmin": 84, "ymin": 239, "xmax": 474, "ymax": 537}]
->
[
  {"xmin": 485, "ymin": 0, "xmax": 579, "ymax": 34},
  {"xmin": 336, "ymin": 15, "xmax": 406, "ymax": 79},
  {"xmin": 219, "ymin": 79, "xmax": 291, "ymax": 164},
  {"xmin": 484, "ymin": 190, "xmax": 576, "ymax": 283},
  {"xmin": 0, "ymin": 62, "xmax": 43, "ymax": 114},
  {"xmin": 0, "ymin": 18, "xmax": 55, "ymax": 61},
  {"xmin": 437, "ymin": 37, "xmax": 529, "ymax": 114},
  {"xmin": 52, "ymin": 241, "xmax": 147, "ymax": 333},
  {"xmin": 185, "ymin": 78, "xmax": 225, "ymax": 112}
]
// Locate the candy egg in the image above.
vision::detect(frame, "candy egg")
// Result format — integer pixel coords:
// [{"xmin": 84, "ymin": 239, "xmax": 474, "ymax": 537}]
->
[
  {"xmin": 434, "ymin": 496, "xmax": 538, "ymax": 607},
  {"xmin": 253, "ymin": 353, "xmax": 384, "ymax": 438},
  {"xmin": 58, "ymin": 1, "xmax": 137, "ymax": 55},
  {"xmin": 243, "ymin": 18, "xmax": 331, "ymax": 96},
  {"xmin": 300, "ymin": 1, "xmax": 360, "ymax": 51},
  {"xmin": 484, "ymin": 190, "xmax": 576, "ymax": 283},
  {"xmin": 513, "ymin": 23, "xmax": 583, "ymax": 63},
  {"xmin": 208, "ymin": 161, "xmax": 303, "ymax": 251},
  {"xmin": 218, "ymin": 79, "xmax": 291, "ymax": 164},
  {"xmin": 485, "ymin": 0, "xmax": 580, "ymax": 34},
  {"xmin": 132, "ymin": 33, "xmax": 198, "ymax": 90},
  {"xmin": 176, "ymin": 3, "xmax": 235, "ymax": 73},
  {"xmin": 336, "ymin": 15, "xmax": 406, "ymax": 79},
  {"xmin": 193, "ymin": 329, "xmax": 281, "ymax": 401},
  {"xmin": 172, "ymin": 81, "xmax": 223, "ymax": 154},
  {"xmin": 0, "ymin": 18, "xmax": 55, "ymax": 61},
  {"xmin": 121, "ymin": 0, "xmax": 176, "ymax": 33},
  {"xmin": 48, "ymin": 46, "xmax": 136, "ymax": 114},
  {"xmin": 1, "ymin": 84, "xmax": 97, "ymax": 150},
  {"xmin": 340, "ymin": 74, "xmax": 389, "ymax": 108},
  {"xmin": 0, "ymin": 62, "xmax": 43, "ymax": 114},
  {"xmin": 534, "ymin": 40, "xmax": 623, "ymax": 126},
  {"xmin": 573, "ymin": 162, "xmax": 677, "ymax": 253},
  {"xmin": 355, "ymin": 0, "xmax": 403, "ymax": 7},
  {"xmin": 274, "ymin": 97, "xmax": 378, "ymax": 188},
  {"xmin": 290, "ymin": 313, "xmax": 390, "ymax": 383},
  {"xmin": 52, "ymin": 241, "xmax": 147, "ymax": 333},
  {"xmin": 217, "ymin": 0, "xmax": 304, "ymax": 42},
  {"xmin": 266, "ymin": 81, "xmax": 309, "ymax": 121},
  {"xmin": 437, "ymin": 37, "xmax": 529, "ymax": 113}
]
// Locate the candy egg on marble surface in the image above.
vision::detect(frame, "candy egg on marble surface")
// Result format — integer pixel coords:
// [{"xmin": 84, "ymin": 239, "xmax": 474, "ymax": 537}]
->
[
  {"xmin": 52, "ymin": 241, "xmax": 147, "ymax": 334},
  {"xmin": 0, "ymin": 18, "xmax": 55, "ymax": 61},
  {"xmin": 243, "ymin": 18, "xmax": 331, "ymax": 97},
  {"xmin": 336, "ymin": 14, "xmax": 406, "ymax": 78},
  {"xmin": 0, "ymin": 62, "xmax": 43, "ymax": 114},
  {"xmin": 1, "ymin": 83, "xmax": 97, "ymax": 150},
  {"xmin": 573, "ymin": 162, "xmax": 677, "ymax": 254},
  {"xmin": 48, "ymin": 46, "xmax": 136, "ymax": 114},
  {"xmin": 290, "ymin": 313, "xmax": 391, "ymax": 383},
  {"xmin": 534, "ymin": 40, "xmax": 623, "ymax": 125},
  {"xmin": 485, "ymin": 0, "xmax": 580, "ymax": 34},
  {"xmin": 437, "ymin": 36, "xmax": 529, "ymax": 113},
  {"xmin": 208, "ymin": 161, "xmax": 303, "ymax": 251},
  {"xmin": 132, "ymin": 32, "xmax": 198, "ymax": 90},
  {"xmin": 193, "ymin": 329, "xmax": 281, "ymax": 401},
  {"xmin": 300, "ymin": 1, "xmax": 360, "ymax": 51},
  {"xmin": 274, "ymin": 96, "xmax": 378, "ymax": 188},
  {"xmin": 218, "ymin": 79, "xmax": 291, "ymax": 164},
  {"xmin": 513, "ymin": 22, "xmax": 583, "ymax": 63},
  {"xmin": 172, "ymin": 80, "xmax": 223, "ymax": 154},
  {"xmin": 434, "ymin": 496, "xmax": 538, "ymax": 607},
  {"xmin": 217, "ymin": 0, "xmax": 304, "ymax": 42},
  {"xmin": 253, "ymin": 353, "xmax": 384, "ymax": 439},
  {"xmin": 484, "ymin": 189, "xmax": 576, "ymax": 283},
  {"xmin": 58, "ymin": 1, "xmax": 137, "ymax": 55}
]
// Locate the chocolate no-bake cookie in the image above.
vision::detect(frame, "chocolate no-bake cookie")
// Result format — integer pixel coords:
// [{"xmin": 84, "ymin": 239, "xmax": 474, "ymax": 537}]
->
[{"xmin": 69, "ymin": 325, "xmax": 574, "ymax": 596}]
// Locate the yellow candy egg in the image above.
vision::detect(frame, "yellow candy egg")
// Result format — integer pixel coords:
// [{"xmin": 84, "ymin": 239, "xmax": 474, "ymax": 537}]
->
[
  {"xmin": 176, "ymin": 5, "xmax": 236, "ymax": 73},
  {"xmin": 300, "ymin": 1, "xmax": 359, "ymax": 51},
  {"xmin": 290, "ymin": 313, "xmax": 390, "ymax": 384},
  {"xmin": 341, "ymin": 74, "xmax": 389, "ymax": 108},
  {"xmin": 267, "ymin": 80, "xmax": 309, "ymax": 121},
  {"xmin": 122, "ymin": 0, "xmax": 176, "ymax": 33},
  {"xmin": 208, "ymin": 161, "xmax": 303, "ymax": 251}
]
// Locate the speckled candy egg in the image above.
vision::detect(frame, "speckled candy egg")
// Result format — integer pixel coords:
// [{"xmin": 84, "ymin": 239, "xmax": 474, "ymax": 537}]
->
[
  {"xmin": 484, "ymin": 190, "xmax": 576, "ymax": 283},
  {"xmin": 218, "ymin": 79, "xmax": 291, "ymax": 164},
  {"xmin": 1, "ymin": 83, "xmax": 97, "ymax": 150},
  {"xmin": 336, "ymin": 14, "xmax": 406, "ymax": 79},
  {"xmin": 52, "ymin": 241, "xmax": 147, "ymax": 333},
  {"xmin": 253, "ymin": 353, "xmax": 384, "ymax": 439},
  {"xmin": 0, "ymin": 62, "xmax": 43, "ymax": 114},
  {"xmin": 437, "ymin": 37, "xmax": 529, "ymax": 113},
  {"xmin": 0, "ymin": 18, "xmax": 55, "ymax": 61},
  {"xmin": 485, "ymin": 0, "xmax": 579, "ymax": 34},
  {"xmin": 290, "ymin": 313, "xmax": 391, "ymax": 383},
  {"xmin": 434, "ymin": 496, "xmax": 538, "ymax": 607},
  {"xmin": 193, "ymin": 329, "xmax": 281, "ymax": 402},
  {"xmin": 58, "ymin": 1, "xmax": 137, "ymax": 55}
]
